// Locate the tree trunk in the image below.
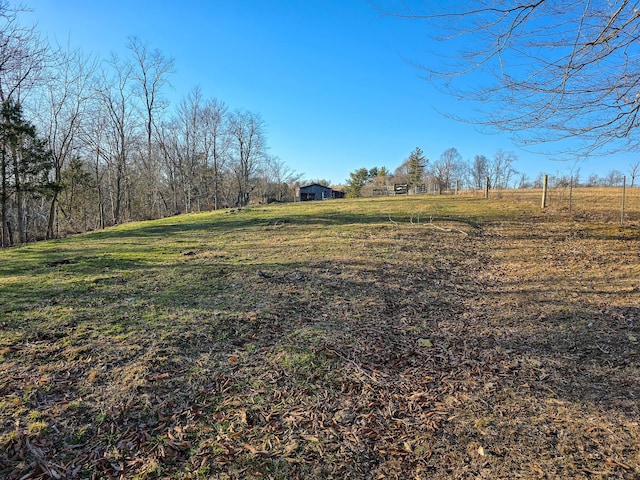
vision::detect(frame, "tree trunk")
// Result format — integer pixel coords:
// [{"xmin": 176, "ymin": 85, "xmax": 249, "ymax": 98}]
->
[
  {"xmin": 46, "ymin": 190, "xmax": 58, "ymax": 239},
  {"xmin": 12, "ymin": 145, "xmax": 25, "ymax": 243},
  {"xmin": 1, "ymin": 150, "xmax": 8, "ymax": 247},
  {"xmin": 94, "ymin": 150, "xmax": 105, "ymax": 230}
]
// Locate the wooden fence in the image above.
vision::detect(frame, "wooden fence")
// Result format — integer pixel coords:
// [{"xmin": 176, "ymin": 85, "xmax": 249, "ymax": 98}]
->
[{"xmin": 461, "ymin": 185, "xmax": 640, "ymax": 224}]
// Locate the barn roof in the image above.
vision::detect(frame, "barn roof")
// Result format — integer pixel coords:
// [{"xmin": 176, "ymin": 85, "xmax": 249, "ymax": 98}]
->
[{"xmin": 299, "ymin": 183, "xmax": 332, "ymax": 189}]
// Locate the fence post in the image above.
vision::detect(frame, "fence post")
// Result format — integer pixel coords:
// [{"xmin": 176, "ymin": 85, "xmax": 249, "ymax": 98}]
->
[
  {"xmin": 569, "ymin": 175, "xmax": 573, "ymax": 214},
  {"xmin": 621, "ymin": 176, "xmax": 626, "ymax": 225},
  {"xmin": 541, "ymin": 174, "xmax": 548, "ymax": 208},
  {"xmin": 484, "ymin": 176, "xmax": 489, "ymax": 199}
]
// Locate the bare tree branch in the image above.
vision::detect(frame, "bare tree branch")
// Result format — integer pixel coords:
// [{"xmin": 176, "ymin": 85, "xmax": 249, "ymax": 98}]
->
[{"xmin": 377, "ymin": 0, "xmax": 640, "ymax": 157}]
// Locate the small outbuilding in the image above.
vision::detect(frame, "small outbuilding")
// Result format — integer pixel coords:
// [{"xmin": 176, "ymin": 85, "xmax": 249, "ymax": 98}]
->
[{"xmin": 296, "ymin": 184, "xmax": 344, "ymax": 201}]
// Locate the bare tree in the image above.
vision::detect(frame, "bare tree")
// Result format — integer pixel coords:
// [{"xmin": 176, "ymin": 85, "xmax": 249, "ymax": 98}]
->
[
  {"xmin": 258, "ymin": 155, "xmax": 301, "ymax": 202},
  {"xmin": 79, "ymin": 97, "xmax": 109, "ymax": 229},
  {"xmin": 0, "ymin": 2, "xmax": 51, "ymax": 103},
  {"xmin": 587, "ymin": 173, "xmax": 600, "ymax": 187},
  {"xmin": 173, "ymin": 87, "xmax": 205, "ymax": 213},
  {"xmin": 155, "ymin": 119, "xmax": 180, "ymax": 213},
  {"xmin": 489, "ymin": 149, "xmax": 518, "ymax": 190},
  {"xmin": 38, "ymin": 46, "xmax": 96, "ymax": 238},
  {"xmin": 200, "ymin": 97, "xmax": 229, "ymax": 210},
  {"xmin": 128, "ymin": 37, "xmax": 174, "ymax": 218},
  {"xmin": 432, "ymin": 147, "xmax": 463, "ymax": 193},
  {"xmin": 606, "ymin": 169, "xmax": 625, "ymax": 187},
  {"xmin": 228, "ymin": 110, "xmax": 266, "ymax": 206},
  {"xmin": 381, "ymin": 1, "xmax": 640, "ymax": 156},
  {"xmin": 629, "ymin": 160, "xmax": 639, "ymax": 187},
  {"xmin": 393, "ymin": 158, "xmax": 410, "ymax": 186},
  {"xmin": 96, "ymin": 54, "xmax": 137, "ymax": 225},
  {"xmin": 471, "ymin": 154, "xmax": 489, "ymax": 190}
]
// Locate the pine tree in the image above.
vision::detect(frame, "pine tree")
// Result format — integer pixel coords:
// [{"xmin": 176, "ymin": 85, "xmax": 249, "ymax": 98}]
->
[
  {"xmin": 407, "ymin": 147, "xmax": 427, "ymax": 188},
  {"xmin": 0, "ymin": 100, "xmax": 55, "ymax": 246},
  {"xmin": 345, "ymin": 167, "xmax": 371, "ymax": 198}
]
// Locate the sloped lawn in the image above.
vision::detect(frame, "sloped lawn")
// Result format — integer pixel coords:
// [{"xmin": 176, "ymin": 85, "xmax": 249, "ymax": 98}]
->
[{"xmin": 1, "ymin": 195, "xmax": 638, "ymax": 479}]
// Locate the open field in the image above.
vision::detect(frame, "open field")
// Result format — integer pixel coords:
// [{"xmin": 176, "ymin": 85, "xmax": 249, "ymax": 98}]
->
[
  {"xmin": 1, "ymin": 191, "xmax": 639, "ymax": 479},
  {"xmin": 465, "ymin": 186, "xmax": 640, "ymax": 222}
]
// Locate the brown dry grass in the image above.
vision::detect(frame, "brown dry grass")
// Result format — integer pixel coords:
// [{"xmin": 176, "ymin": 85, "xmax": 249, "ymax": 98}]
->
[
  {"xmin": 0, "ymin": 191, "xmax": 638, "ymax": 479},
  {"xmin": 468, "ymin": 186, "xmax": 640, "ymax": 224}
]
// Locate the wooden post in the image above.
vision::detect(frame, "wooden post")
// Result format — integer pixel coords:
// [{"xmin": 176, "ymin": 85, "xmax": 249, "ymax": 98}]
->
[
  {"xmin": 569, "ymin": 175, "xmax": 573, "ymax": 215},
  {"xmin": 541, "ymin": 174, "xmax": 548, "ymax": 208},
  {"xmin": 484, "ymin": 176, "xmax": 489, "ymax": 199},
  {"xmin": 455, "ymin": 180, "xmax": 459, "ymax": 196},
  {"xmin": 621, "ymin": 176, "xmax": 626, "ymax": 225}
]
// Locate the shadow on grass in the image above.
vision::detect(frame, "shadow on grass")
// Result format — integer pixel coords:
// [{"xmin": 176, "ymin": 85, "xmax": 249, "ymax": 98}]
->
[
  {"xmin": 490, "ymin": 305, "xmax": 640, "ymax": 412},
  {"xmin": 74, "ymin": 205, "xmax": 484, "ymax": 242},
  {"xmin": 1, "ymin": 223, "xmax": 638, "ymax": 479},
  {"xmin": 32, "ymin": 247, "xmax": 636, "ymax": 417}
]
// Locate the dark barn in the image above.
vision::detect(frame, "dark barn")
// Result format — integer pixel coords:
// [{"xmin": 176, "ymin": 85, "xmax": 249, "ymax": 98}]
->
[{"xmin": 297, "ymin": 184, "xmax": 344, "ymax": 201}]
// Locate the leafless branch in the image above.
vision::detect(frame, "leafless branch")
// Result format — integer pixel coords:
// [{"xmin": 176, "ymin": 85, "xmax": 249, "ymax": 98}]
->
[{"xmin": 376, "ymin": 0, "xmax": 640, "ymax": 157}]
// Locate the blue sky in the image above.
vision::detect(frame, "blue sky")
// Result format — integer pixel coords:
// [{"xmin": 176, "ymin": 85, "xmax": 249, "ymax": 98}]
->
[{"xmin": 25, "ymin": 0, "xmax": 634, "ymax": 185}]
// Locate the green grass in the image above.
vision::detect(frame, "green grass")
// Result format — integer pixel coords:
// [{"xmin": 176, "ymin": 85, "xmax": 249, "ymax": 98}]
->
[{"xmin": 1, "ymin": 192, "xmax": 639, "ymax": 479}]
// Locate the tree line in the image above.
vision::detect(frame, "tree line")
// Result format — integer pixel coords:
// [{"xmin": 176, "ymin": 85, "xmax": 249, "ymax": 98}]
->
[
  {"xmin": 345, "ymin": 147, "xmax": 518, "ymax": 197},
  {"xmin": 345, "ymin": 147, "xmax": 640, "ymax": 198},
  {"xmin": 0, "ymin": 4, "xmax": 301, "ymax": 247}
]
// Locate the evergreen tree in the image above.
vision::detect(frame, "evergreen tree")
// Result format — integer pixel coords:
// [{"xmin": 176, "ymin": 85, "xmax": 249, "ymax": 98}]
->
[
  {"xmin": 377, "ymin": 166, "xmax": 390, "ymax": 178},
  {"xmin": 0, "ymin": 100, "xmax": 55, "ymax": 246},
  {"xmin": 345, "ymin": 167, "xmax": 370, "ymax": 198},
  {"xmin": 407, "ymin": 147, "xmax": 427, "ymax": 187}
]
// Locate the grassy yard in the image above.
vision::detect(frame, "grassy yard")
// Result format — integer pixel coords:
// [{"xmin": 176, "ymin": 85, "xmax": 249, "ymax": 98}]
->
[{"xmin": 1, "ymin": 192, "xmax": 639, "ymax": 479}]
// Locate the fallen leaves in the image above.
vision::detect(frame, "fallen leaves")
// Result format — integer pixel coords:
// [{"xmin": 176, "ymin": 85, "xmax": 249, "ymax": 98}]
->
[{"xmin": 1, "ymin": 204, "xmax": 639, "ymax": 479}]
